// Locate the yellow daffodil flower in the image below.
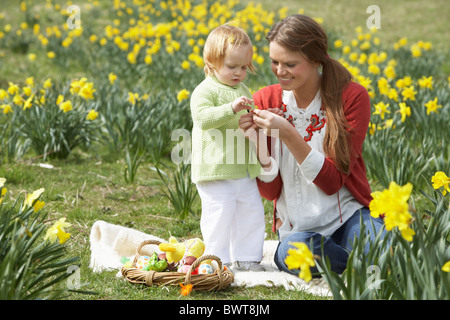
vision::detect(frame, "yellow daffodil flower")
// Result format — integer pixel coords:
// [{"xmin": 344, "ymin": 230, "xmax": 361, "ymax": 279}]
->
[
  {"xmin": 285, "ymin": 242, "xmax": 315, "ymax": 282},
  {"xmin": 43, "ymin": 78, "xmax": 52, "ymax": 89},
  {"xmin": 33, "ymin": 200, "xmax": 45, "ymax": 212},
  {"xmin": 370, "ymin": 182, "xmax": 414, "ymax": 241},
  {"xmin": 177, "ymin": 89, "xmax": 190, "ymax": 103},
  {"xmin": 23, "ymin": 94, "xmax": 34, "ymax": 110},
  {"xmin": 442, "ymin": 261, "xmax": 450, "ymax": 272},
  {"xmin": 108, "ymin": 73, "xmax": 117, "ymax": 85},
  {"xmin": 86, "ymin": 109, "xmax": 98, "ymax": 120},
  {"xmin": 431, "ymin": 171, "xmax": 450, "ymax": 195},
  {"xmin": 424, "ymin": 97, "xmax": 442, "ymax": 115},
  {"xmin": 398, "ymin": 102, "xmax": 411, "ymax": 122},
  {"xmin": 78, "ymin": 82, "xmax": 96, "ymax": 100},
  {"xmin": 25, "ymin": 188, "xmax": 45, "ymax": 208},
  {"xmin": 59, "ymin": 100, "xmax": 73, "ymax": 113},
  {"xmin": 401, "ymin": 86, "xmax": 417, "ymax": 101},
  {"xmin": 0, "ymin": 89, "xmax": 9, "ymax": 100},
  {"xmin": 373, "ymin": 102, "xmax": 390, "ymax": 120},
  {"xmin": 44, "ymin": 218, "xmax": 71, "ymax": 244},
  {"xmin": 56, "ymin": 94, "xmax": 64, "ymax": 105},
  {"xmin": 8, "ymin": 82, "xmax": 19, "ymax": 95},
  {"xmin": 1, "ymin": 104, "xmax": 12, "ymax": 114},
  {"xmin": 418, "ymin": 76, "xmax": 433, "ymax": 90},
  {"xmin": 128, "ymin": 92, "xmax": 139, "ymax": 105}
]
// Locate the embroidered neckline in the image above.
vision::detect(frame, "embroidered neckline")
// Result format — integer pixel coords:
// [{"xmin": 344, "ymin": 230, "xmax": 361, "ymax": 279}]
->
[{"xmin": 281, "ymin": 91, "xmax": 326, "ymax": 141}]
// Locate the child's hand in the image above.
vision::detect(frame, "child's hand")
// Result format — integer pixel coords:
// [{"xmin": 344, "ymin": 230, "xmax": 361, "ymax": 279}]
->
[
  {"xmin": 267, "ymin": 108, "xmax": 284, "ymax": 117},
  {"xmin": 232, "ymin": 96, "xmax": 254, "ymax": 114}
]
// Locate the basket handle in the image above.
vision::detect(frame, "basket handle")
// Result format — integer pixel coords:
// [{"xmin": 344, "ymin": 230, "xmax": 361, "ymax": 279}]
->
[
  {"xmin": 184, "ymin": 254, "xmax": 223, "ymax": 284},
  {"xmin": 132, "ymin": 239, "xmax": 162, "ymax": 266}
]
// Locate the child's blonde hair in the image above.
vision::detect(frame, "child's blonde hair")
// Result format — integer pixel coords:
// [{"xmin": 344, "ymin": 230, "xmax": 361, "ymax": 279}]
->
[{"xmin": 203, "ymin": 24, "xmax": 256, "ymax": 76}]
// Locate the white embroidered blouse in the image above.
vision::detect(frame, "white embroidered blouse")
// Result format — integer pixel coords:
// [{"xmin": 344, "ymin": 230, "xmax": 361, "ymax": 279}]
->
[{"xmin": 267, "ymin": 90, "xmax": 364, "ymax": 241}]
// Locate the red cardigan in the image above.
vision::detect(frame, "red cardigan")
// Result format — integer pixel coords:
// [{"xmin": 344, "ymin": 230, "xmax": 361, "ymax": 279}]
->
[{"xmin": 253, "ymin": 82, "xmax": 373, "ymax": 232}]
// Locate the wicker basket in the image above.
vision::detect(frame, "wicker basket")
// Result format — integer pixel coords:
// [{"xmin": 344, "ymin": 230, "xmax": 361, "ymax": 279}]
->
[{"xmin": 121, "ymin": 239, "xmax": 234, "ymax": 291}]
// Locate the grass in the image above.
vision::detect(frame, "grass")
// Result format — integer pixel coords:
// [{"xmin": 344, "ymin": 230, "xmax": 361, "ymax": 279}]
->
[
  {"xmin": 0, "ymin": 152, "xmax": 326, "ymax": 300},
  {"xmin": 0, "ymin": 0, "xmax": 448, "ymax": 300}
]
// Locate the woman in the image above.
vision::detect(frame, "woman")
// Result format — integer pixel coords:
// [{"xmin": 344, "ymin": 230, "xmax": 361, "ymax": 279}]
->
[{"xmin": 239, "ymin": 14, "xmax": 385, "ymax": 275}]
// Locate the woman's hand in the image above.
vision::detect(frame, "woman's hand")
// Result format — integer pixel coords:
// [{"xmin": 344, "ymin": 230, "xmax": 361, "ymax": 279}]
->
[
  {"xmin": 252, "ymin": 108, "xmax": 290, "ymax": 139},
  {"xmin": 275, "ymin": 218, "xmax": 282, "ymax": 231},
  {"xmin": 267, "ymin": 108, "xmax": 284, "ymax": 117},
  {"xmin": 238, "ymin": 111, "xmax": 259, "ymax": 144}
]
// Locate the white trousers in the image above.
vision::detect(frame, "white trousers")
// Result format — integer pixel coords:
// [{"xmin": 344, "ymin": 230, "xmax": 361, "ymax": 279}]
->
[{"xmin": 196, "ymin": 176, "xmax": 265, "ymax": 264}]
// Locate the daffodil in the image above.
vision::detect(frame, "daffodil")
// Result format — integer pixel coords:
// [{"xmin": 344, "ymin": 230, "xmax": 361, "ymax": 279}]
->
[
  {"xmin": 373, "ymin": 102, "xmax": 390, "ymax": 120},
  {"xmin": 108, "ymin": 73, "xmax": 117, "ymax": 85},
  {"xmin": 418, "ymin": 76, "xmax": 433, "ymax": 90},
  {"xmin": 1, "ymin": 104, "xmax": 12, "ymax": 114},
  {"xmin": 28, "ymin": 53, "xmax": 37, "ymax": 61},
  {"xmin": 181, "ymin": 60, "xmax": 190, "ymax": 70},
  {"xmin": 383, "ymin": 65, "xmax": 396, "ymax": 80},
  {"xmin": 0, "ymin": 89, "xmax": 9, "ymax": 100},
  {"xmin": 23, "ymin": 86, "xmax": 32, "ymax": 96},
  {"xmin": 0, "ymin": 178, "xmax": 6, "ymax": 205},
  {"xmin": 177, "ymin": 89, "xmax": 190, "ymax": 103},
  {"xmin": 431, "ymin": 171, "xmax": 450, "ymax": 195},
  {"xmin": 410, "ymin": 44, "xmax": 421, "ymax": 57},
  {"xmin": 70, "ymin": 78, "xmax": 87, "ymax": 95},
  {"xmin": 43, "ymin": 78, "xmax": 52, "ymax": 89},
  {"xmin": 25, "ymin": 77, "xmax": 34, "ymax": 87},
  {"xmin": 56, "ymin": 94, "xmax": 64, "ymax": 105},
  {"xmin": 442, "ymin": 261, "xmax": 450, "ymax": 272},
  {"xmin": 127, "ymin": 51, "xmax": 137, "ymax": 64},
  {"xmin": 396, "ymin": 76, "xmax": 412, "ymax": 89},
  {"xmin": 334, "ymin": 39, "xmax": 343, "ymax": 48},
  {"xmin": 13, "ymin": 95, "xmax": 23, "ymax": 105},
  {"xmin": 44, "ymin": 218, "xmax": 71, "ymax": 244},
  {"xmin": 86, "ymin": 109, "xmax": 98, "ymax": 120},
  {"xmin": 8, "ymin": 82, "xmax": 19, "ymax": 95},
  {"xmin": 144, "ymin": 55, "xmax": 152, "ymax": 64},
  {"xmin": 398, "ymin": 102, "xmax": 411, "ymax": 122},
  {"xmin": 33, "ymin": 200, "xmax": 45, "ymax": 212},
  {"xmin": 370, "ymin": 182, "xmax": 414, "ymax": 241},
  {"xmin": 285, "ymin": 242, "xmax": 315, "ymax": 282},
  {"xmin": 24, "ymin": 188, "xmax": 45, "ymax": 208},
  {"xmin": 377, "ymin": 77, "xmax": 390, "ymax": 95},
  {"xmin": 401, "ymin": 86, "xmax": 416, "ymax": 101},
  {"xmin": 78, "ymin": 82, "xmax": 96, "ymax": 100},
  {"xmin": 23, "ymin": 94, "xmax": 34, "ymax": 110},
  {"xmin": 59, "ymin": 100, "xmax": 73, "ymax": 113},
  {"xmin": 128, "ymin": 92, "xmax": 139, "ymax": 105},
  {"xmin": 424, "ymin": 97, "xmax": 442, "ymax": 115}
]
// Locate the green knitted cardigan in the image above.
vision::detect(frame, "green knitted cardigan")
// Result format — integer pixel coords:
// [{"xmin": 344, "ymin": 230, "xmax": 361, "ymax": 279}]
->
[{"xmin": 190, "ymin": 76, "xmax": 261, "ymax": 183}]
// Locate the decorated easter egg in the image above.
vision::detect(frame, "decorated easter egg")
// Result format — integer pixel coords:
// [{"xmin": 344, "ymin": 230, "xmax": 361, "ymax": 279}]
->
[
  {"xmin": 197, "ymin": 263, "xmax": 213, "ymax": 275},
  {"xmin": 136, "ymin": 256, "xmax": 151, "ymax": 269}
]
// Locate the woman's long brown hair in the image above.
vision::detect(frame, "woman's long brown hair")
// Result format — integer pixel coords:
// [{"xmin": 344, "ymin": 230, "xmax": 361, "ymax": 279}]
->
[{"xmin": 267, "ymin": 14, "xmax": 353, "ymax": 174}]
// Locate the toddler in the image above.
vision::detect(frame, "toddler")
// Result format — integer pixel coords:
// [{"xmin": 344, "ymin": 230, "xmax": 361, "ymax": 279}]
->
[{"xmin": 190, "ymin": 25, "xmax": 269, "ymax": 271}]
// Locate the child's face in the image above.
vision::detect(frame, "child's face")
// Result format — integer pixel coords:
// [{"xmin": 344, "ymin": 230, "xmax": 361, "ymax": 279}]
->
[{"xmin": 213, "ymin": 44, "xmax": 252, "ymax": 87}]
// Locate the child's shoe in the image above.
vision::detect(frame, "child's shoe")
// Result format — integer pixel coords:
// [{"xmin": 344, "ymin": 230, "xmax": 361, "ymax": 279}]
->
[{"xmin": 232, "ymin": 261, "xmax": 265, "ymax": 272}]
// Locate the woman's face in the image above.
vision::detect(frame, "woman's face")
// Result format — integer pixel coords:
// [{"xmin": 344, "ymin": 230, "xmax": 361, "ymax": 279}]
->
[{"xmin": 269, "ymin": 41, "xmax": 320, "ymax": 94}]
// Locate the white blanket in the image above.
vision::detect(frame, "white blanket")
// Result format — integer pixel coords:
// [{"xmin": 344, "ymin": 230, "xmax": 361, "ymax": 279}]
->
[{"xmin": 89, "ymin": 220, "xmax": 331, "ymax": 297}]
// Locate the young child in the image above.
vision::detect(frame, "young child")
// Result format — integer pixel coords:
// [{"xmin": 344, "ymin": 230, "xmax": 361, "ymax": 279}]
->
[{"xmin": 190, "ymin": 25, "xmax": 268, "ymax": 271}]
